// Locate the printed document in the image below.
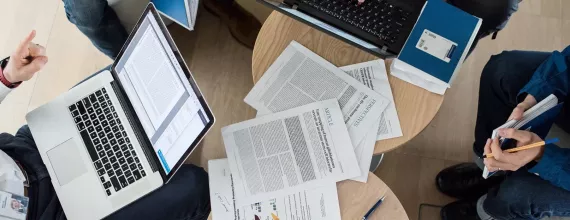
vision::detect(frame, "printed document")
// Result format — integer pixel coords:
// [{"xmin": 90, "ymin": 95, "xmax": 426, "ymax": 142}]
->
[
  {"xmin": 222, "ymin": 99, "xmax": 360, "ymax": 205},
  {"xmin": 244, "ymin": 41, "xmax": 389, "ymax": 147},
  {"xmin": 340, "ymin": 60, "xmax": 403, "ymax": 140},
  {"xmin": 255, "ymin": 111, "xmax": 377, "ymax": 183},
  {"xmin": 209, "ymin": 159, "xmax": 342, "ymax": 220}
]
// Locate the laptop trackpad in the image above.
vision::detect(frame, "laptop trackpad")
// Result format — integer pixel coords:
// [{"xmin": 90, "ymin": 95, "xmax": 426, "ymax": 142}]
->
[{"xmin": 47, "ymin": 138, "xmax": 87, "ymax": 186}]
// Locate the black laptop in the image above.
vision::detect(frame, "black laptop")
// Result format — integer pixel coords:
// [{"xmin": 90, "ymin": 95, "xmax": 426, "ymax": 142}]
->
[{"xmin": 259, "ymin": 0, "xmax": 426, "ymax": 58}]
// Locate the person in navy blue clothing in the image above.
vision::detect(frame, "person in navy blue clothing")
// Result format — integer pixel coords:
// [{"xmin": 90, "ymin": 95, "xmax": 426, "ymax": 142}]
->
[{"xmin": 437, "ymin": 48, "xmax": 570, "ymax": 220}]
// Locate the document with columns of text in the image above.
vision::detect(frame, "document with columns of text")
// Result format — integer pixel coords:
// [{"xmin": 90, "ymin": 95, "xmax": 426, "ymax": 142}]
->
[{"xmin": 222, "ymin": 99, "xmax": 360, "ymax": 206}]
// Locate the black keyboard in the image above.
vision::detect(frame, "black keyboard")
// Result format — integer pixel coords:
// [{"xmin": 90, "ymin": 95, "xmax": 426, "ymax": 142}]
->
[
  {"xmin": 293, "ymin": 0, "xmax": 415, "ymax": 53},
  {"xmin": 68, "ymin": 88, "xmax": 146, "ymax": 197}
]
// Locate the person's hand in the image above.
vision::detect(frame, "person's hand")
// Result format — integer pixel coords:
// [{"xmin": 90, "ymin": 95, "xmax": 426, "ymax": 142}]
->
[
  {"xmin": 508, "ymin": 94, "xmax": 537, "ymax": 121},
  {"xmin": 483, "ymin": 128, "xmax": 544, "ymax": 172},
  {"xmin": 3, "ymin": 30, "xmax": 48, "ymax": 83}
]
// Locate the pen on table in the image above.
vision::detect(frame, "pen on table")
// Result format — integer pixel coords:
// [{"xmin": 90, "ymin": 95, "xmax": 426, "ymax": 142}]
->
[
  {"xmin": 483, "ymin": 138, "xmax": 559, "ymax": 159},
  {"xmin": 362, "ymin": 195, "xmax": 385, "ymax": 220}
]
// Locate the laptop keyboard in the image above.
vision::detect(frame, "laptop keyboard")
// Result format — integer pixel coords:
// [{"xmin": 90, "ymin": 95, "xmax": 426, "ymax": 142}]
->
[
  {"xmin": 298, "ymin": 0, "xmax": 411, "ymax": 44},
  {"xmin": 68, "ymin": 88, "xmax": 146, "ymax": 197}
]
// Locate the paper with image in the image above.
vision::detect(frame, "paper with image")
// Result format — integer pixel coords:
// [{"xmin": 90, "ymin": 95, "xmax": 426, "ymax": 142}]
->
[
  {"xmin": 222, "ymin": 99, "xmax": 360, "ymax": 205},
  {"xmin": 244, "ymin": 41, "xmax": 389, "ymax": 147},
  {"xmin": 0, "ymin": 190, "xmax": 28, "ymax": 220},
  {"xmin": 340, "ymin": 60, "xmax": 403, "ymax": 140},
  {"xmin": 209, "ymin": 159, "xmax": 342, "ymax": 220}
]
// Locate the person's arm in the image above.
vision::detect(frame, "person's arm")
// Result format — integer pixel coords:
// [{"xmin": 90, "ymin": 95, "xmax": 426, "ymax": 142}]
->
[
  {"xmin": 0, "ymin": 67, "xmax": 12, "ymax": 103},
  {"xmin": 483, "ymin": 129, "xmax": 570, "ymax": 191},
  {"xmin": 528, "ymin": 144, "xmax": 570, "ymax": 191},
  {"xmin": 0, "ymin": 30, "xmax": 48, "ymax": 104},
  {"xmin": 518, "ymin": 47, "xmax": 570, "ymax": 103}
]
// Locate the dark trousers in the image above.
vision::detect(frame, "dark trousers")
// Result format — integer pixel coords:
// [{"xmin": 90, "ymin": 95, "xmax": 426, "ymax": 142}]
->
[
  {"xmin": 448, "ymin": 0, "xmax": 520, "ymax": 55},
  {"xmin": 474, "ymin": 51, "xmax": 570, "ymax": 219},
  {"xmin": 473, "ymin": 51, "xmax": 570, "ymax": 157},
  {"xmin": 0, "ymin": 126, "xmax": 211, "ymax": 220}
]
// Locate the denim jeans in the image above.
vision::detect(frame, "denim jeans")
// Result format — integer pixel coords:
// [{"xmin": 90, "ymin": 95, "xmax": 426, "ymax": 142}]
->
[
  {"xmin": 0, "ymin": 126, "xmax": 211, "ymax": 220},
  {"xmin": 62, "ymin": 0, "xmax": 128, "ymax": 59},
  {"xmin": 473, "ymin": 51, "xmax": 570, "ymax": 219}
]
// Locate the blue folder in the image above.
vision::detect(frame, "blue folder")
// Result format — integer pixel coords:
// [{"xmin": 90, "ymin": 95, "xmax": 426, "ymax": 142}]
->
[
  {"xmin": 152, "ymin": 0, "xmax": 191, "ymax": 28},
  {"xmin": 396, "ymin": 0, "xmax": 481, "ymax": 85}
]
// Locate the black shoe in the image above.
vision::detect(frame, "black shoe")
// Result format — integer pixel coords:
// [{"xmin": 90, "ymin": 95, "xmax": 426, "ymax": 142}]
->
[
  {"xmin": 436, "ymin": 163, "xmax": 504, "ymax": 199},
  {"xmin": 441, "ymin": 199, "xmax": 481, "ymax": 220}
]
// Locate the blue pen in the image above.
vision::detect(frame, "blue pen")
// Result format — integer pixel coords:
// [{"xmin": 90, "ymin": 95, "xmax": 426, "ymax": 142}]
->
[{"xmin": 362, "ymin": 195, "xmax": 386, "ymax": 220}]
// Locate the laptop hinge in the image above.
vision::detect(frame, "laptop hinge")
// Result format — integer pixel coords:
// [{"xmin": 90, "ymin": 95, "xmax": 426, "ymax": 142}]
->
[{"xmin": 111, "ymin": 81, "xmax": 159, "ymax": 173}]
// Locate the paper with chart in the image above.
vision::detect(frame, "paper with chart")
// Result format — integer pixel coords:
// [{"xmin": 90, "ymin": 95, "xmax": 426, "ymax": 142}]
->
[
  {"xmin": 222, "ymin": 99, "xmax": 360, "ymax": 205},
  {"xmin": 209, "ymin": 159, "xmax": 342, "ymax": 220},
  {"xmin": 340, "ymin": 60, "xmax": 403, "ymax": 140},
  {"xmin": 244, "ymin": 41, "xmax": 389, "ymax": 147}
]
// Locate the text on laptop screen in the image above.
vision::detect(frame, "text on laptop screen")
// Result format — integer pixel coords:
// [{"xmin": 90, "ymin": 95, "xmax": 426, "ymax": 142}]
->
[{"xmin": 114, "ymin": 13, "xmax": 209, "ymax": 174}]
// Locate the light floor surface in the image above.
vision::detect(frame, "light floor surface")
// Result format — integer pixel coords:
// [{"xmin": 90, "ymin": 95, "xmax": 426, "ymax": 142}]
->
[{"xmin": 0, "ymin": 0, "xmax": 566, "ymax": 219}]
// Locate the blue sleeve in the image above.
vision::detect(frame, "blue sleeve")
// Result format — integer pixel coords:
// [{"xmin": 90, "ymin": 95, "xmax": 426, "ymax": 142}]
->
[
  {"xmin": 528, "ymin": 144, "xmax": 570, "ymax": 191},
  {"xmin": 518, "ymin": 47, "xmax": 570, "ymax": 102}
]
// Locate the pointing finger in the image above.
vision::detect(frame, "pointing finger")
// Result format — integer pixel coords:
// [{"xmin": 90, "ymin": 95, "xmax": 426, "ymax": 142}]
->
[{"xmin": 15, "ymin": 30, "xmax": 36, "ymax": 58}]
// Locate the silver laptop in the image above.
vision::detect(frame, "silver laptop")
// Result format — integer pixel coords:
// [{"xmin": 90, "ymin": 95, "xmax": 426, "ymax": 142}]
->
[{"xmin": 25, "ymin": 4, "xmax": 215, "ymax": 220}]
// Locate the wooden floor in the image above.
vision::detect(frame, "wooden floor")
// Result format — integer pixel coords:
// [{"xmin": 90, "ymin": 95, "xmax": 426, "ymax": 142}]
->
[{"xmin": 0, "ymin": 1, "xmax": 566, "ymax": 219}]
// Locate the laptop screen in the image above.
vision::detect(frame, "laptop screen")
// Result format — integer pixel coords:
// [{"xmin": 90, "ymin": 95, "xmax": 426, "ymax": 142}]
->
[{"xmin": 113, "ymin": 12, "xmax": 210, "ymax": 175}]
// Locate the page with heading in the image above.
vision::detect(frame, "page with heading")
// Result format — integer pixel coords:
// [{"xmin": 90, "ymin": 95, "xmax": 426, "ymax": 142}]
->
[
  {"xmin": 244, "ymin": 41, "xmax": 389, "ymax": 147},
  {"xmin": 222, "ymin": 99, "xmax": 360, "ymax": 206},
  {"xmin": 209, "ymin": 159, "xmax": 342, "ymax": 220},
  {"xmin": 340, "ymin": 60, "xmax": 403, "ymax": 140}
]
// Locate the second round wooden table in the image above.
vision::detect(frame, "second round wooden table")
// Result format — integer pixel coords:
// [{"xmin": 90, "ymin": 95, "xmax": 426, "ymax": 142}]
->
[{"xmin": 252, "ymin": 12, "xmax": 445, "ymax": 155}]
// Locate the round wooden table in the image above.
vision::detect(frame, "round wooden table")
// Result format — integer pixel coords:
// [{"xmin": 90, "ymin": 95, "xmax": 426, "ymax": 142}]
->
[
  {"xmin": 252, "ymin": 12, "xmax": 445, "ymax": 155},
  {"xmin": 337, "ymin": 172, "xmax": 408, "ymax": 219},
  {"xmin": 207, "ymin": 172, "xmax": 408, "ymax": 220}
]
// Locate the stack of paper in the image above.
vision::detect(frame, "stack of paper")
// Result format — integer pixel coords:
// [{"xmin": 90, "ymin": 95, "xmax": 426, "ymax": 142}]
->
[{"xmin": 209, "ymin": 41, "xmax": 403, "ymax": 220}]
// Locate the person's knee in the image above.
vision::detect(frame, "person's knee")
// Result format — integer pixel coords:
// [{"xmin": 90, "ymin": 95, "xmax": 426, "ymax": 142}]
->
[
  {"xmin": 449, "ymin": 0, "xmax": 518, "ymax": 30},
  {"xmin": 480, "ymin": 51, "xmax": 511, "ymax": 89},
  {"xmin": 175, "ymin": 165, "xmax": 210, "ymax": 201},
  {"xmin": 62, "ymin": 0, "xmax": 107, "ymax": 27},
  {"xmin": 484, "ymin": 174, "xmax": 549, "ymax": 219},
  {"xmin": 481, "ymin": 50, "xmax": 535, "ymax": 94},
  {"xmin": 483, "ymin": 178, "xmax": 532, "ymax": 217}
]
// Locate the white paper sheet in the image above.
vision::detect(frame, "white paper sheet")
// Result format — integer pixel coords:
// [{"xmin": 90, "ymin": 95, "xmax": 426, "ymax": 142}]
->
[
  {"xmin": 350, "ymin": 119, "xmax": 379, "ymax": 182},
  {"xmin": 391, "ymin": 58, "xmax": 448, "ymax": 95},
  {"xmin": 255, "ymin": 112, "xmax": 377, "ymax": 183},
  {"xmin": 244, "ymin": 41, "xmax": 389, "ymax": 147},
  {"xmin": 185, "ymin": 0, "xmax": 199, "ymax": 30},
  {"xmin": 209, "ymin": 159, "xmax": 342, "ymax": 220},
  {"xmin": 340, "ymin": 60, "xmax": 403, "ymax": 140},
  {"xmin": 222, "ymin": 99, "xmax": 360, "ymax": 205}
]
